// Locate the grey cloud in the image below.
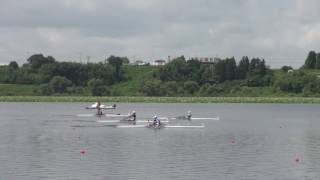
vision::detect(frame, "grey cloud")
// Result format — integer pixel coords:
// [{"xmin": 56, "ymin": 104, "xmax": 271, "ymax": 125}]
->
[{"xmin": 0, "ymin": 0, "xmax": 319, "ymax": 68}]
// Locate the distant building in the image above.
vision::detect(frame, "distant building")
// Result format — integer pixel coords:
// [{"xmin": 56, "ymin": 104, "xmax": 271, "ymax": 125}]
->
[
  {"xmin": 131, "ymin": 60, "xmax": 148, "ymax": 66},
  {"xmin": 190, "ymin": 57, "xmax": 221, "ymax": 74},
  {"xmin": 191, "ymin": 57, "xmax": 221, "ymax": 64},
  {"xmin": 152, "ymin": 59, "xmax": 166, "ymax": 66}
]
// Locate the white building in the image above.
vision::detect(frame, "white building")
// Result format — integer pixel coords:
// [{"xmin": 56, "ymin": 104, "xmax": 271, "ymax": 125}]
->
[
  {"xmin": 131, "ymin": 60, "xmax": 148, "ymax": 66},
  {"xmin": 152, "ymin": 59, "xmax": 166, "ymax": 66},
  {"xmin": 191, "ymin": 57, "xmax": 221, "ymax": 63}
]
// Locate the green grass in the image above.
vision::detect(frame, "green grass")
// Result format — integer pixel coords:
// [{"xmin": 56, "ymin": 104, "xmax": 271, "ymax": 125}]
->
[
  {"xmin": 301, "ymin": 69, "xmax": 320, "ymax": 76},
  {"xmin": 0, "ymin": 84, "xmax": 38, "ymax": 96},
  {"xmin": 275, "ymin": 68, "xmax": 320, "ymax": 77},
  {"xmin": 1, "ymin": 96, "xmax": 320, "ymax": 103},
  {"xmin": 2, "ymin": 68, "xmax": 320, "ymax": 103},
  {"xmin": 110, "ymin": 66, "xmax": 155, "ymax": 96}
]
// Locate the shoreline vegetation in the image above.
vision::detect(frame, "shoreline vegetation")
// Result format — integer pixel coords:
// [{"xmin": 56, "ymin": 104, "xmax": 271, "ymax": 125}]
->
[
  {"xmin": 1, "ymin": 96, "xmax": 320, "ymax": 104},
  {"xmin": 2, "ymin": 52, "xmax": 320, "ymax": 101}
]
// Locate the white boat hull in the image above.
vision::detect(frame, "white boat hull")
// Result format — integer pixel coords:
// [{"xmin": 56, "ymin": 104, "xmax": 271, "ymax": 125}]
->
[
  {"xmin": 111, "ymin": 124, "xmax": 205, "ymax": 129},
  {"xmin": 171, "ymin": 117, "xmax": 219, "ymax": 121},
  {"xmin": 97, "ymin": 120, "xmax": 169, "ymax": 123}
]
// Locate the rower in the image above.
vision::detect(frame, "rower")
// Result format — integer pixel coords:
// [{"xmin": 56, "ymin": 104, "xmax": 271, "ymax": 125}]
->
[
  {"xmin": 96, "ymin": 101, "xmax": 103, "ymax": 116},
  {"xmin": 130, "ymin": 111, "xmax": 136, "ymax": 121},
  {"xmin": 153, "ymin": 115, "xmax": 161, "ymax": 127},
  {"xmin": 187, "ymin": 110, "xmax": 192, "ymax": 120}
]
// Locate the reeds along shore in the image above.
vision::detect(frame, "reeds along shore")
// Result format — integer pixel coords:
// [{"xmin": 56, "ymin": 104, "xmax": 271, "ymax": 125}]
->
[{"xmin": 0, "ymin": 96, "xmax": 320, "ymax": 104}]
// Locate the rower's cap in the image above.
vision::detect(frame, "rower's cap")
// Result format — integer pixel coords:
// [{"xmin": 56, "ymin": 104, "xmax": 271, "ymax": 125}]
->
[{"xmin": 153, "ymin": 115, "xmax": 157, "ymax": 118}]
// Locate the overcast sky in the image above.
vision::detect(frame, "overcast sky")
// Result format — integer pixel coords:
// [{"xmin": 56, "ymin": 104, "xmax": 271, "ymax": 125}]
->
[{"xmin": 0, "ymin": 0, "xmax": 320, "ymax": 67}]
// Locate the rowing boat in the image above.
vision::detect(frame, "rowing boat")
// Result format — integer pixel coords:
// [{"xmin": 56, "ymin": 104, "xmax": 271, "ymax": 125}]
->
[
  {"xmin": 108, "ymin": 124, "xmax": 205, "ymax": 129},
  {"xmin": 76, "ymin": 114, "xmax": 96, "ymax": 117},
  {"xmin": 76, "ymin": 113, "xmax": 126, "ymax": 117},
  {"xmin": 171, "ymin": 116, "xmax": 220, "ymax": 121},
  {"xmin": 77, "ymin": 114, "xmax": 169, "ymax": 120},
  {"xmin": 96, "ymin": 120, "xmax": 170, "ymax": 123}
]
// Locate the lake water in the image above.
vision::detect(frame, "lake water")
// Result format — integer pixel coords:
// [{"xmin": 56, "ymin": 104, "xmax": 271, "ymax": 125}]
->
[{"xmin": 0, "ymin": 102, "xmax": 320, "ymax": 179}]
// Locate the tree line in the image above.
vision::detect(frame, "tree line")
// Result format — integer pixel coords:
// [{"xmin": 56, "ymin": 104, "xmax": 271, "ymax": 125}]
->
[
  {"xmin": 1, "ymin": 51, "xmax": 320, "ymax": 97},
  {"xmin": 140, "ymin": 56, "xmax": 273, "ymax": 96},
  {"xmin": 0, "ymin": 54, "xmax": 128, "ymax": 96}
]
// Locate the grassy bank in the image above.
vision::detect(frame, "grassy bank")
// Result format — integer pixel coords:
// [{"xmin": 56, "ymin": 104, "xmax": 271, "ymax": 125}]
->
[
  {"xmin": 0, "ymin": 84, "xmax": 38, "ymax": 96},
  {"xmin": 1, "ymin": 96, "xmax": 320, "ymax": 103}
]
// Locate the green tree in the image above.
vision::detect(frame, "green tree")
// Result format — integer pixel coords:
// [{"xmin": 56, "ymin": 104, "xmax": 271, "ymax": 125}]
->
[
  {"xmin": 87, "ymin": 63, "xmax": 113, "ymax": 85},
  {"xmin": 247, "ymin": 75, "xmax": 265, "ymax": 87},
  {"xmin": 49, "ymin": 76, "xmax": 72, "ymax": 94},
  {"xmin": 249, "ymin": 58, "xmax": 258, "ymax": 72},
  {"xmin": 8, "ymin": 61, "xmax": 19, "ymax": 69},
  {"xmin": 237, "ymin": 56, "xmax": 249, "ymax": 79},
  {"xmin": 15, "ymin": 68, "xmax": 37, "ymax": 84},
  {"xmin": 140, "ymin": 79, "xmax": 162, "ymax": 96},
  {"xmin": 186, "ymin": 59, "xmax": 201, "ymax": 82},
  {"xmin": 304, "ymin": 51, "xmax": 317, "ymax": 69},
  {"xmin": 163, "ymin": 81, "xmax": 178, "ymax": 96},
  {"xmin": 225, "ymin": 57, "xmax": 236, "ymax": 81},
  {"xmin": 274, "ymin": 71, "xmax": 311, "ymax": 93},
  {"xmin": 257, "ymin": 59, "xmax": 267, "ymax": 76},
  {"xmin": 200, "ymin": 66, "xmax": 215, "ymax": 84},
  {"xmin": 38, "ymin": 84, "xmax": 54, "ymax": 95},
  {"xmin": 316, "ymin": 53, "xmax": 320, "ymax": 69},
  {"xmin": 183, "ymin": 81, "xmax": 199, "ymax": 94},
  {"xmin": 304, "ymin": 78, "xmax": 320, "ymax": 94},
  {"xmin": 107, "ymin": 55, "xmax": 124, "ymax": 81},
  {"xmin": 214, "ymin": 60, "xmax": 226, "ymax": 83},
  {"xmin": 87, "ymin": 78, "xmax": 108, "ymax": 96},
  {"xmin": 27, "ymin": 54, "xmax": 55, "ymax": 70},
  {"xmin": 38, "ymin": 63, "xmax": 59, "ymax": 83},
  {"xmin": 121, "ymin": 57, "xmax": 130, "ymax": 64},
  {"xmin": 248, "ymin": 58, "xmax": 268, "ymax": 76},
  {"xmin": 159, "ymin": 56, "xmax": 187, "ymax": 82},
  {"xmin": 199, "ymin": 83, "xmax": 211, "ymax": 96},
  {"xmin": 206, "ymin": 84, "xmax": 224, "ymax": 96},
  {"xmin": 281, "ymin": 66, "xmax": 293, "ymax": 72}
]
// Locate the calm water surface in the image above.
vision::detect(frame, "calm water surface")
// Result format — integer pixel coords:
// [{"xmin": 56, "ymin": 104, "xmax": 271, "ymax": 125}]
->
[{"xmin": 0, "ymin": 103, "xmax": 320, "ymax": 179}]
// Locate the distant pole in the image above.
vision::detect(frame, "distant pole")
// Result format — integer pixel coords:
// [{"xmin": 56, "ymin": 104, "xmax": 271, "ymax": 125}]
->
[
  {"xmin": 87, "ymin": 56, "xmax": 90, "ymax": 64},
  {"xmin": 105, "ymin": 55, "xmax": 108, "ymax": 64},
  {"xmin": 79, "ymin": 53, "xmax": 82, "ymax": 63}
]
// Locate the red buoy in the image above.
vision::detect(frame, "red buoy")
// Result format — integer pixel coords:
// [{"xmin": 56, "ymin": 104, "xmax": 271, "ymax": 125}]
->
[{"xmin": 80, "ymin": 149, "xmax": 86, "ymax": 155}]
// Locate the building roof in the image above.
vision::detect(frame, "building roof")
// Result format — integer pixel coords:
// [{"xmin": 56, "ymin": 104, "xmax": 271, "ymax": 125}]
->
[{"xmin": 154, "ymin": 59, "xmax": 166, "ymax": 63}]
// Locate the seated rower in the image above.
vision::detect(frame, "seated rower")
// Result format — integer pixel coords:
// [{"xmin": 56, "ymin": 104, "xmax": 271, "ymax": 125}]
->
[
  {"xmin": 130, "ymin": 111, "xmax": 136, "ymax": 121},
  {"xmin": 153, "ymin": 115, "xmax": 161, "ymax": 127},
  {"xmin": 186, "ymin": 110, "xmax": 192, "ymax": 120},
  {"xmin": 96, "ymin": 101, "xmax": 103, "ymax": 115}
]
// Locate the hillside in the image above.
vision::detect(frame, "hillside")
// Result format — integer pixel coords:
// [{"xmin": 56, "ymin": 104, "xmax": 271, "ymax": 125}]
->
[
  {"xmin": 2, "ymin": 68, "xmax": 320, "ymax": 97},
  {"xmin": 110, "ymin": 65, "xmax": 155, "ymax": 96},
  {"xmin": 1, "ymin": 53, "xmax": 320, "ymax": 98}
]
